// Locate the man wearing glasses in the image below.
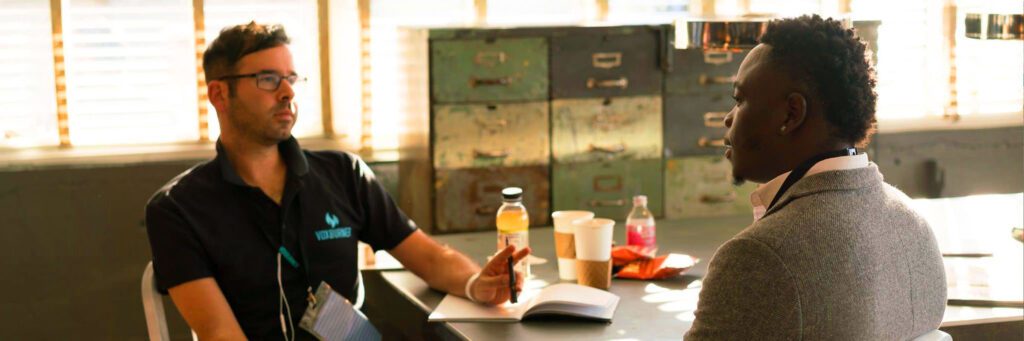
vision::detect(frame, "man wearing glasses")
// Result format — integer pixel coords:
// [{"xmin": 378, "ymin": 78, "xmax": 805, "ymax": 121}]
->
[{"xmin": 145, "ymin": 22, "xmax": 528, "ymax": 340}]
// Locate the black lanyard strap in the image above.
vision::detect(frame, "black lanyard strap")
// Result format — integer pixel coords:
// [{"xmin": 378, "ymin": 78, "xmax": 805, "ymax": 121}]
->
[{"xmin": 767, "ymin": 147, "xmax": 857, "ymax": 210}]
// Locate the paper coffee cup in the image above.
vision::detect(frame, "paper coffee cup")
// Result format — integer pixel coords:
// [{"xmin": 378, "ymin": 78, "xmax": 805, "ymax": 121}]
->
[
  {"xmin": 551, "ymin": 211, "xmax": 594, "ymax": 281},
  {"xmin": 573, "ymin": 218, "xmax": 614, "ymax": 289},
  {"xmin": 573, "ymin": 218, "xmax": 614, "ymax": 261}
]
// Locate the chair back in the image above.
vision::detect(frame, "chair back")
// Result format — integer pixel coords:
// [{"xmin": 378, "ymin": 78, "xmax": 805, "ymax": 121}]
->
[{"xmin": 142, "ymin": 261, "xmax": 170, "ymax": 341}]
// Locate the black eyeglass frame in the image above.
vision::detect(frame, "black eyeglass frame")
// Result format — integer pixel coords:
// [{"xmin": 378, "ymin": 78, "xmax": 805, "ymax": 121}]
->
[{"xmin": 217, "ymin": 72, "xmax": 306, "ymax": 91}]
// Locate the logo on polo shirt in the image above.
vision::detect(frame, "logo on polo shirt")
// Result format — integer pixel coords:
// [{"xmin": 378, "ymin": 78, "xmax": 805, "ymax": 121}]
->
[{"xmin": 315, "ymin": 212, "xmax": 352, "ymax": 241}]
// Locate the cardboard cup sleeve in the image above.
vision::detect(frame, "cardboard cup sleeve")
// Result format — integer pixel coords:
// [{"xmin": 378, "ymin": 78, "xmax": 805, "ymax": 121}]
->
[
  {"xmin": 575, "ymin": 259, "xmax": 612, "ymax": 290},
  {"xmin": 554, "ymin": 232, "xmax": 576, "ymax": 258}
]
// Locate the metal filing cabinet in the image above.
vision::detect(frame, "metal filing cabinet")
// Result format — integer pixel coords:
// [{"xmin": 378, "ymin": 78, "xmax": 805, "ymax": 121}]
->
[
  {"xmin": 428, "ymin": 34, "xmax": 552, "ymax": 233},
  {"xmin": 434, "ymin": 166, "xmax": 550, "ymax": 233},
  {"xmin": 664, "ymin": 156, "xmax": 756, "ymax": 219},
  {"xmin": 433, "ymin": 102, "xmax": 550, "ymax": 169},
  {"xmin": 664, "ymin": 49, "xmax": 748, "ymax": 157},
  {"xmin": 550, "ymin": 27, "xmax": 663, "ymax": 99},
  {"xmin": 551, "ymin": 95, "xmax": 662, "ymax": 163},
  {"xmin": 549, "ymin": 27, "xmax": 666, "ymax": 220},
  {"xmin": 431, "ymin": 38, "xmax": 549, "ymax": 103},
  {"xmin": 553, "ymin": 158, "xmax": 664, "ymax": 219}
]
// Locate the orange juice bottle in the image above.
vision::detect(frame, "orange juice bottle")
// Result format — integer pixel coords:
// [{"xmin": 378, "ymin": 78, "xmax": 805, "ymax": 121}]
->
[{"xmin": 496, "ymin": 187, "xmax": 530, "ymax": 277}]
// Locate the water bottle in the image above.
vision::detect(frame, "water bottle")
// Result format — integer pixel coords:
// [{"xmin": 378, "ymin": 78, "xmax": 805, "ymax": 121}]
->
[
  {"xmin": 496, "ymin": 187, "xmax": 530, "ymax": 277},
  {"xmin": 626, "ymin": 195, "xmax": 657, "ymax": 256}
]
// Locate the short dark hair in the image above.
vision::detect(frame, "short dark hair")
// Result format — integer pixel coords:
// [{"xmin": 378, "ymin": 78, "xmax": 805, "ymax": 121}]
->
[
  {"xmin": 759, "ymin": 14, "xmax": 877, "ymax": 145},
  {"xmin": 202, "ymin": 22, "xmax": 290, "ymax": 85}
]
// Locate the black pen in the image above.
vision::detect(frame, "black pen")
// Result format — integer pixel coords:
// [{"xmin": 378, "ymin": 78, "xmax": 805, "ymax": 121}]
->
[{"xmin": 506, "ymin": 236, "xmax": 518, "ymax": 304}]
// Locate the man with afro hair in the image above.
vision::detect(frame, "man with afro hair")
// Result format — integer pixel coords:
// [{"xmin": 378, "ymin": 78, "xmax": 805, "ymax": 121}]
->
[{"xmin": 684, "ymin": 15, "xmax": 946, "ymax": 340}]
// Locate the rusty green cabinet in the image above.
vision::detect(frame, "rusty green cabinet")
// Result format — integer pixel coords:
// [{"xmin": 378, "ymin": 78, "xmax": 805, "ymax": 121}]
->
[
  {"xmin": 431, "ymin": 38, "xmax": 549, "ymax": 103},
  {"xmin": 433, "ymin": 101, "xmax": 550, "ymax": 169},
  {"xmin": 663, "ymin": 94, "xmax": 731, "ymax": 157},
  {"xmin": 664, "ymin": 156, "xmax": 755, "ymax": 219},
  {"xmin": 664, "ymin": 49, "xmax": 747, "ymax": 96},
  {"xmin": 551, "ymin": 95, "xmax": 663, "ymax": 163},
  {"xmin": 550, "ymin": 27, "xmax": 663, "ymax": 98},
  {"xmin": 552, "ymin": 158, "xmax": 663, "ymax": 219},
  {"xmin": 434, "ymin": 166, "xmax": 550, "ymax": 233}
]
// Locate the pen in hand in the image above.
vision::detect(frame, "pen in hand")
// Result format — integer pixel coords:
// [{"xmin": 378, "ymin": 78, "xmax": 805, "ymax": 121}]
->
[{"xmin": 506, "ymin": 236, "xmax": 518, "ymax": 304}]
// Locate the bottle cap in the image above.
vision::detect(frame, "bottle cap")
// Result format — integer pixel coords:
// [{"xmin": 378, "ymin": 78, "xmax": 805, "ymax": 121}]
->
[
  {"xmin": 633, "ymin": 195, "xmax": 647, "ymax": 206},
  {"xmin": 502, "ymin": 187, "xmax": 523, "ymax": 201}
]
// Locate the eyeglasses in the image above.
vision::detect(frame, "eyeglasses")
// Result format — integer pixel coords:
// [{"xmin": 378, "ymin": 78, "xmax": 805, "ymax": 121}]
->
[{"xmin": 218, "ymin": 72, "xmax": 306, "ymax": 91}]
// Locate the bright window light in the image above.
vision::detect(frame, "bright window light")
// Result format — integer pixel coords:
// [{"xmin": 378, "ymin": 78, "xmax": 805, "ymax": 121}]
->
[
  {"xmin": 0, "ymin": 1, "xmax": 59, "ymax": 148},
  {"xmin": 62, "ymin": 0, "xmax": 199, "ymax": 147}
]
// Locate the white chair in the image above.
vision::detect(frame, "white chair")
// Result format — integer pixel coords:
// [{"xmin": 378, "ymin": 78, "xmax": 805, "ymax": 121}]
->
[
  {"xmin": 911, "ymin": 329, "xmax": 953, "ymax": 341},
  {"xmin": 142, "ymin": 261, "xmax": 197, "ymax": 341}
]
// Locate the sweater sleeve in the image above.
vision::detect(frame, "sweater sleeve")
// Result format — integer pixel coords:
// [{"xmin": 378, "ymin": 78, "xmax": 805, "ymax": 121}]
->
[{"xmin": 685, "ymin": 237, "xmax": 801, "ymax": 340}]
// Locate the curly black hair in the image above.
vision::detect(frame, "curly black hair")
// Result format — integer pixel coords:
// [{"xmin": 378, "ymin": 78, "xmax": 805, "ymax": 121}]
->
[{"xmin": 759, "ymin": 14, "xmax": 877, "ymax": 145}]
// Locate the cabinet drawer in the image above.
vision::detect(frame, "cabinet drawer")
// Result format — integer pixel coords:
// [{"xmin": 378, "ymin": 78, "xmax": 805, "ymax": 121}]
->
[
  {"xmin": 663, "ymin": 94, "xmax": 732, "ymax": 157},
  {"xmin": 434, "ymin": 166, "xmax": 550, "ymax": 233},
  {"xmin": 552, "ymin": 159, "xmax": 663, "ymax": 219},
  {"xmin": 551, "ymin": 95, "xmax": 662, "ymax": 163},
  {"xmin": 664, "ymin": 156, "xmax": 755, "ymax": 219},
  {"xmin": 431, "ymin": 38, "xmax": 549, "ymax": 103},
  {"xmin": 664, "ymin": 49, "xmax": 747, "ymax": 96},
  {"xmin": 433, "ymin": 102, "xmax": 550, "ymax": 169},
  {"xmin": 551, "ymin": 28, "xmax": 662, "ymax": 98}
]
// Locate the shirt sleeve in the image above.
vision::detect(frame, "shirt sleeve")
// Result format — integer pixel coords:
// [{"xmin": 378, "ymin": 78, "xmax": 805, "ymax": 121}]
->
[
  {"xmin": 684, "ymin": 237, "xmax": 801, "ymax": 340},
  {"xmin": 145, "ymin": 193, "xmax": 214, "ymax": 293},
  {"xmin": 346, "ymin": 156, "xmax": 416, "ymax": 252}
]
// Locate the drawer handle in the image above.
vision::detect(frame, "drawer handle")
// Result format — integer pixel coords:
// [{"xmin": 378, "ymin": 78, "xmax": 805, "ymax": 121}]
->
[
  {"xmin": 699, "ymin": 192, "xmax": 737, "ymax": 204},
  {"xmin": 475, "ymin": 204, "xmax": 500, "ymax": 216},
  {"xmin": 703, "ymin": 112, "xmax": 728, "ymax": 128},
  {"xmin": 698, "ymin": 74, "xmax": 736, "ymax": 86},
  {"xmin": 586, "ymin": 77, "xmax": 629, "ymax": 89},
  {"xmin": 589, "ymin": 143, "xmax": 626, "ymax": 154},
  {"xmin": 475, "ymin": 118, "xmax": 508, "ymax": 132},
  {"xmin": 474, "ymin": 149, "xmax": 510, "ymax": 159},
  {"xmin": 588, "ymin": 199, "xmax": 626, "ymax": 207},
  {"xmin": 592, "ymin": 175, "xmax": 623, "ymax": 192},
  {"xmin": 698, "ymin": 137, "xmax": 726, "ymax": 148},
  {"xmin": 703, "ymin": 51, "xmax": 734, "ymax": 65},
  {"xmin": 470, "ymin": 77, "xmax": 511, "ymax": 87},
  {"xmin": 592, "ymin": 52, "xmax": 623, "ymax": 69},
  {"xmin": 474, "ymin": 51, "xmax": 507, "ymax": 67}
]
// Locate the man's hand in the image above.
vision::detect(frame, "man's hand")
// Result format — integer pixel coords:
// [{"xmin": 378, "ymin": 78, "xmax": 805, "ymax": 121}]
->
[{"xmin": 470, "ymin": 245, "xmax": 531, "ymax": 305}]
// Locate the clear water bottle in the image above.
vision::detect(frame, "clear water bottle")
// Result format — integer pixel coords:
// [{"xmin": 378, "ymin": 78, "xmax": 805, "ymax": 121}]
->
[
  {"xmin": 496, "ymin": 187, "xmax": 530, "ymax": 277},
  {"xmin": 626, "ymin": 195, "xmax": 657, "ymax": 256}
]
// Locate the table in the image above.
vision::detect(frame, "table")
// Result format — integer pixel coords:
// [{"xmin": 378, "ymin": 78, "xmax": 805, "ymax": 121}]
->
[{"xmin": 361, "ymin": 216, "xmax": 1024, "ymax": 340}]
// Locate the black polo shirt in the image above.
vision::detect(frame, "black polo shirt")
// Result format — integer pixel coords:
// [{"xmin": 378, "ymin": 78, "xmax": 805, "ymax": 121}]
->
[{"xmin": 145, "ymin": 137, "xmax": 415, "ymax": 340}]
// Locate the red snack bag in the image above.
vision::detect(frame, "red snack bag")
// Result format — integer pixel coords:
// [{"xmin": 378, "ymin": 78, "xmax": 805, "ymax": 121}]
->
[
  {"xmin": 615, "ymin": 253, "xmax": 699, "ymax": 280},
  {"xmin": 611, "ymin": 245, "xmax": 655, "ymax": 267}
]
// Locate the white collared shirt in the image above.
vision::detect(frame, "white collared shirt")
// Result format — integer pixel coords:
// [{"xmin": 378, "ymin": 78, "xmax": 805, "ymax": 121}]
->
[{"xmin": 750, "ymin": 153, "xmax": 870, "ymax": 220}]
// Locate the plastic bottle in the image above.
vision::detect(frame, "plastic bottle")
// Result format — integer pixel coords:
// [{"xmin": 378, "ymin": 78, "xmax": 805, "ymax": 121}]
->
[
  {"xmin": 496, "ymin": 187, "xmax": 530, "ymax": 277},
  {"xmin": 625, "ymin": 195, "xmax": 657, "ymax": 256}
]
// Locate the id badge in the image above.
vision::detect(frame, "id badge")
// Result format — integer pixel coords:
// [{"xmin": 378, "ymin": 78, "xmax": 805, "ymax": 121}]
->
[{"xmin": 299, "ymin": 281, "xmax": 381, "ymax": 341}]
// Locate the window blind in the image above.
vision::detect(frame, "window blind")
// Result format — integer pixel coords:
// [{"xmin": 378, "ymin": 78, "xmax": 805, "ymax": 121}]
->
[
  {"xmin": 0, "ymin": 1, "xmax": 59, "ymax": 148},
  {"xmin": 62, "ymin": 0, "xmax": 199, "ymax": 146}
]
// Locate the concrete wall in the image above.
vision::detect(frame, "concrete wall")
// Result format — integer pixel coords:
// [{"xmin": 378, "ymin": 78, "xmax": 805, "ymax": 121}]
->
[{"xmin": 0, "ymin": 158, "xmax": 399, "ymax": 340}]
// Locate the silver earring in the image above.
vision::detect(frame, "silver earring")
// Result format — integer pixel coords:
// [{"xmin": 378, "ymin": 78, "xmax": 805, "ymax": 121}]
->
[{"xmin": 779, "ymin": 125, "xmax": 787, "ymax": 134}]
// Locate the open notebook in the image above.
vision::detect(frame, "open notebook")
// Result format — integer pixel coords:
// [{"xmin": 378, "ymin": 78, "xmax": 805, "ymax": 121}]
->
[{"xmin": 428, "ymin": 283, "xmax": 620, "ymax": 322}]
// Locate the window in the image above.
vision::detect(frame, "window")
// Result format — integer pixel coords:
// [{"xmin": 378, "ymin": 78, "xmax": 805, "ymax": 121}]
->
[
  {"xmin": 63, "ymin": 0, "xmax": 199, "ymax": 146},
  {"xmin": 0, "ymin": 1, "xmax": 58, "ymax": 149},
  {"xmin": 204, "ymin": 0, "xmax": 323, "ymax": 140},
  {"xmin": 605, "ymin": 0, "xmax": 687, "ymax": 24}
]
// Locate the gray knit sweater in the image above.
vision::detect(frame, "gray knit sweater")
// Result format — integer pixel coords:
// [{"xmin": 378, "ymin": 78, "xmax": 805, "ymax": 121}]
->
[{"xmin": 685, "ymin": 164, "xmax": 947, "ymax": 340}]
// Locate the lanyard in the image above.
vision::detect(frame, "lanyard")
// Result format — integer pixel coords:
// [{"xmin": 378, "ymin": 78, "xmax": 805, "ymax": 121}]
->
[{"xmin": 767, "ymin": 147, "xmax": 858, "ymax": 211}]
